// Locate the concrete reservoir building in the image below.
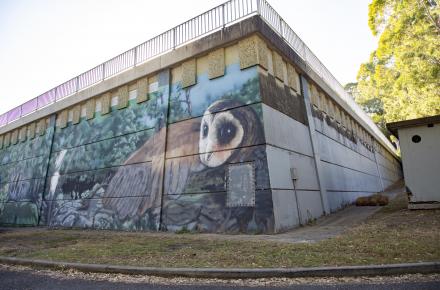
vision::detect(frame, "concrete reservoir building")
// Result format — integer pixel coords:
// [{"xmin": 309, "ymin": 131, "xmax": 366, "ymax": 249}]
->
[
  {"xmin": 388, "ymin": 115, "xmax": 440, "ymax": 209},
  {"xmin": 0, "ymin": 0, "xmax": 402, "ymax": 233}
]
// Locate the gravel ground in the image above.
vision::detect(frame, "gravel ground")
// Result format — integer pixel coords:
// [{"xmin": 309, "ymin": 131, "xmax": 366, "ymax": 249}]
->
[{"xmin": 1, "ymin": 264, "xmax": 439, "ymax": 287}]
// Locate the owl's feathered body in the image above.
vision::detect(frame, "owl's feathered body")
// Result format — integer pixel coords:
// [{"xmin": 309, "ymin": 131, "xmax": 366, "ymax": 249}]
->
[{"xmin": 101, "ymin": 99, "xmax": 263, "ymax": 222}]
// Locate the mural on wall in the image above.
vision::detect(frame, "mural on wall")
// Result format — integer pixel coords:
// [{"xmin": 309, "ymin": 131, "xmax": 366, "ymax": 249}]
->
[
  {"xmin": 39, "ymin": 62, "xmax": 274, "ymax": 233},
  {"xmin": 169, "ymin": 63, "xmax": 260, "ymax": 123},
  {"xmin": 41, "ymin": 70, "xmax": 171, "ymax": 231},
  {"xmin": 162, "ymin": 64, "xmax": 274, "ymax": 233},
  {"xmin": 0, "ymin": 117, "xmax": 55, "ymax": 225},
  {"xmin": 163, "ymin": 101, "xmax": 272, "ymax": 233}
]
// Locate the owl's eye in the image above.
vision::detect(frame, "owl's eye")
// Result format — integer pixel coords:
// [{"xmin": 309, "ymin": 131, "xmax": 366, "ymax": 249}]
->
[
  {"xmin": 217, "ymin": 121, "xmax": 236, "ymax": 145},
  {"xmin": 202, "ymin": 123, "xmax": 209, "ymax": 138}
]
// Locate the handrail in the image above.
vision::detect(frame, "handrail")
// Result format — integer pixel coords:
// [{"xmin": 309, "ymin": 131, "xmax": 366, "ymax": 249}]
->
[
  {"xmin": 0, "ymin": 0, "xmax": 258, "ymax": 127},
  {"xmin": 0, "ymin": 0, "xmax": 396, "ymax": 155}
]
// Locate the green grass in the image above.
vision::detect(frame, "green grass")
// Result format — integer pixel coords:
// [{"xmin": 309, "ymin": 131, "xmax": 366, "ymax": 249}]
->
[{"xmin": 0, "ymin": 193, "xmax": 439, "ymax": 268}]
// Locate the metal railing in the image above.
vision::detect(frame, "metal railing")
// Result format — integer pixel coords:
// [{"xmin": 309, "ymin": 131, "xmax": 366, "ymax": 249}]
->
[
  {"xmin": 0, "ymin": 0, "xmax": 396, "ymax": 153},
  {"xmin": 0, "ymin": 0, "xmax": 258, "ymax": 127}
]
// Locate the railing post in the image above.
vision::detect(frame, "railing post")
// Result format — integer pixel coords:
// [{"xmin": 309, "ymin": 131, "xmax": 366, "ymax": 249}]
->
[
  {"xmin": 222, "ymin": 4, "xmax": 225, "ymax": 29},
  {"xmin": 75, "ymin": 77, "xmax": 79, "ymax": 93},
  {"xmin": 256, "ymin": 0, "xmax": 261, "ymax": 14},
  {"xmin": 102, "ymin": 63, "xmax": 106, "ymax": 81},
  {"xmin": 173, "ymin": 28, "xmax": 177, "ymax": 49},
  {"xmin": 133, "ymin": 47, "xmax": 137, "ymax": 67},
  {"xmin": 279, "ymin": 16, "xmax": 284, "ymax": 39}
]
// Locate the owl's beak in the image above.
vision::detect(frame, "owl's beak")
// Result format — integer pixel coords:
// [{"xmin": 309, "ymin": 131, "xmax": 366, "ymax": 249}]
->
[{"xmin": 205, "ymin": 152, "xmax": 213, "ymax": 161}]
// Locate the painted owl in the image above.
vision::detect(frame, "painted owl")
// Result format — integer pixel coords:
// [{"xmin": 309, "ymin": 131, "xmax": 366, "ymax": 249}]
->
[{"xmin": 102, "ymin": 99, "xmax": 264, "ymax": 222}]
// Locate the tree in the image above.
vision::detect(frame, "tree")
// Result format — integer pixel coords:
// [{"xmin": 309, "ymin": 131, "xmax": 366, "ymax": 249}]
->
[{"xmin": 354, "ymin": 0, "xmax": 440, "ymax": 127}]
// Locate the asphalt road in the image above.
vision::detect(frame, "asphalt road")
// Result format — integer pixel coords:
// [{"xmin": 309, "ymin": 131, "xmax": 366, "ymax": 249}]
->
[{"xmin": 0, "ymin": 268, "xmax": 439, "ymax": 290}]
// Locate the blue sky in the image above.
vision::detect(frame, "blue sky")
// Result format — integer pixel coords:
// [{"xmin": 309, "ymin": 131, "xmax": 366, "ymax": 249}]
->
[{"xmin": 0, "ymin": 0, "xmax": 376, "ymax": 115}]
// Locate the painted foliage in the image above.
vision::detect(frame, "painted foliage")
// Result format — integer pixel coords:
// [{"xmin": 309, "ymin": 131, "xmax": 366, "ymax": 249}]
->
[
  {"xmin": 0, "ymin": 117, "xmax": 55, "ymax": 225},
  {"xmin": 3, "ymin": 60, "xmax": 274, "ymax": 233},
  {"xmin": 41, "ymin": 70, "xmax": 170, "ymax": 230}
]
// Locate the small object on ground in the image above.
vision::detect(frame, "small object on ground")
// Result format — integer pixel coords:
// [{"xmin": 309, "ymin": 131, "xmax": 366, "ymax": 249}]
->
[{"xmin": 356, "ymin": 194, "xmax": 389, "ymax": 206}]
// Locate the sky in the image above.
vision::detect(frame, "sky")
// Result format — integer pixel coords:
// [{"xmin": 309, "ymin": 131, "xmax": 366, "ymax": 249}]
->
[{"xmin": 0, "ymin": 0, "xmax": 377, "ymax": 115}]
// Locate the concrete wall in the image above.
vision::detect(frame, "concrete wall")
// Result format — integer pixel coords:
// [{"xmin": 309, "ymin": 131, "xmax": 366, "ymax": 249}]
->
[
  {"xmin": 253, "ymin": 35, "xmax": 402, "ymax": 230},
  {"xmin": 40, "ymin": 70, "xmax": 171, "ymax": 230},
  {"xmin": 0, "ymin": 21, "xmax": 403, "ymax": 233},
  {"xmin": 0, "ymin": 40, "xmax": 276, "ymax": 233}
]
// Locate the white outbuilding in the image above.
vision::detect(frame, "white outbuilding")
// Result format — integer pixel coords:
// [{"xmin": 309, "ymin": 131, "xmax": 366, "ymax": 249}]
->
[{"xmin": 387, "ymin": 115, "xmax": 440, "ymax": 209}]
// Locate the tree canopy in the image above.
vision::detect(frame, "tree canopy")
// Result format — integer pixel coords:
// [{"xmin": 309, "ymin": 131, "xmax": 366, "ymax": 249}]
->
[{"xmin": 353, "ymin": 0, "xmax": 439, "ymax": 132}]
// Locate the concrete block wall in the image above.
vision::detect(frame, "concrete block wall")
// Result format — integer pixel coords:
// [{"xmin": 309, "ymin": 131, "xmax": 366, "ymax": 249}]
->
[
  {"xmin": 0, "ymin": 17, "xmax": 403, "ymax": 234},
  {"xmin": 0, "ymin": 37, "xmax": 277, "ymax": 233},
  {"xmin": 375, "ymin": 146, "xmax": 403, "ymax": 188}
]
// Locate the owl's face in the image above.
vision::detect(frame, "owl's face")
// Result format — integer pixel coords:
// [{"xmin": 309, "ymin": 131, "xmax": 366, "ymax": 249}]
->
[{"xmin": 199, "ymin": 109, "xmax": 244, "ymax": 167}]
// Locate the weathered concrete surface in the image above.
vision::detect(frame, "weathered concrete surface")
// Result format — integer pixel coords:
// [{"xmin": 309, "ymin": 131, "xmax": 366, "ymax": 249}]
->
[
  {"xmin": 0, "ymin": 13, "xmax": 402, "ymax": 234},
  {"xmin": 198, "ymin": 179, "xmax": 405, "ymax": 244}
]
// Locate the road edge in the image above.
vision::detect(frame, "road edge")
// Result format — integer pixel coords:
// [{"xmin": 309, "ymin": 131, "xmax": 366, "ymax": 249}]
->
[{"xmin": 0, "ymin": 256, "xmax": 439, "ymax": 279}]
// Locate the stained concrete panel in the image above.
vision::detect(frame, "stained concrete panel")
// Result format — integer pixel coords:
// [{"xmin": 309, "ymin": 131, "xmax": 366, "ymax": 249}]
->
[
  {"xmin": 288, "ymin": 151, "xmax": 319, "ymax": 191},
  {"xmin": 318, "ymin": 133, "xmax": 378, "ymax": 176},
  {"xmin": 181, "ymin": 59, "xmax": 196, "ymax": 88},
  {"xmin": 321, "ymin": 161, "xmax": 381, "ymax": 193},
  {"xmin": 272, "ymin": 189, "xmax": 300, "ymax": 232},
  {"xmin": 313, "ymin": 115, "xmax": 323, "ymax": 133},
  {"xmin": 262, "ymin": 104, "xmax": 313, "ymax": 156},
  {"xmin": 260, "ymin": 74, "xmax": 307, "ymax": 125},
  {"xmin": 319, "ymin": 116, "xmax": 339, "ymax": 141},
  {"xmin": 378, "ymin": 164, "xmax": 400, "ymax": 183},
  {"xmin": 316, "ymin": 115, "xmax": 378, "ymax": 162},
  {"xmin": 208, "ymin": 48, "xmax": 225, "ymax": 79},
  {"xmin": 296, "ymin": 190, "xmax": 324, "ymax": 224},
  {"xmin": 376, "ymin": 150, "xmax": 400, "ymax": 172},
  {"xmin": 266, "ymin": 145, "xmax": 294, "ymax": 190}
]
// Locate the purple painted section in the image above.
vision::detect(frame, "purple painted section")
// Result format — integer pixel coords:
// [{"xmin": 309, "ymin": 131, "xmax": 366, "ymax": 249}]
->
[
  {"xmin": 38, "ymin": 89, "xmax": 56, "ymax": 108},
  {"xmin": 22, "ymin": 98, "xmax": 38, "ymax": 116},
  {"xmin": 7, "ymin": 107, "xmax": 21, "ymax": 122},
  {"xmin": 0, "ymin": 114, "xmax": 7, "ymax": 126},
  {"xmin": 0, "ymin": 0, "xmax": 256, "ymax": 128}
]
